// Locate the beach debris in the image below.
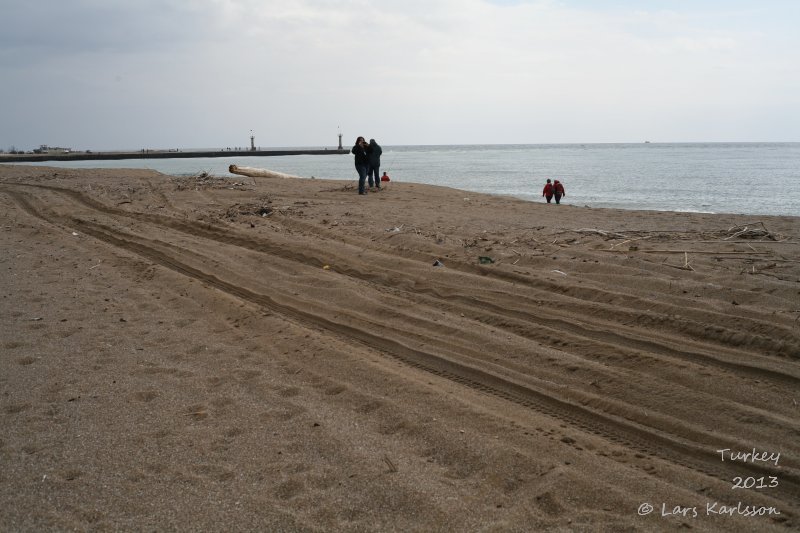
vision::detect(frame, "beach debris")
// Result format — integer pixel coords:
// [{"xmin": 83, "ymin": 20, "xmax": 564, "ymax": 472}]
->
[
  {"xmin": 71, "ymin": 231, "xmax": 79, "ymax": 236},
  {"xmin": 574, "ymin": 228, "xmax": 627, "ymax": 239},
  {"xmin": 682, "ymin": 252, "xmax": 695, "ymax": 271},
  {"xmin": 432, "ymin": 259, "xmax": 444, "ymax": 267},
  {"xmin": 387, "ymin": 225, "xmax": 404, "ymax": 233},
  {"xmin": 228, "ymin": 165, "xmax": 301, "ymax": 179},
  {"xmin": 478, "ymin": 256, "xmax": 495, "ymax": 264},
  {"xmin": 322, "ymin": 265, "xmax": 331, "ymax": 270},
  {"xmin": 551, "ymin": 270, "xmax": 567, "ymax": 276},
  {"xmin": 611, "ymin": 236, "xmax": 653, "ymax": 249},
  {"xmin": 383, "ymin": 455, "xmax": 398, "ymax": 473},
  {"xmin": 172, "ymin": 172, "xmax": 249, "ymax": 191},
  {"xmin": 605, "ymin": 249, "xmax": 771, "ymax": 255},
  {"xmin": 724, "ymin": 222, "xmax": 776, "ymax": 241},
  {"xmin": 225, "ymin": 200, "xmax": 273, "ymax": 220},
  {"xmin": 29, "ymin": 317, "xmax": 43, "ymax": 321}
]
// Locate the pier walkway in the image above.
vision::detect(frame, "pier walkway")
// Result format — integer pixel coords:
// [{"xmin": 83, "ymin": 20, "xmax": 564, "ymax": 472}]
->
[{"xmin": 0, "ymin": 148, "xmax": 349, "ymax": 163}]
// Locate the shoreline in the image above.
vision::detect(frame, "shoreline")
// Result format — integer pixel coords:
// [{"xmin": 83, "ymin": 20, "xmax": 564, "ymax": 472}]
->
[
  {"xmin": 3, "ymin": 162, "xmax": 798, "ymax": 219},
  {"xmin": 2, "ymin": 165, "xmax": 798, "ymax": 531}
]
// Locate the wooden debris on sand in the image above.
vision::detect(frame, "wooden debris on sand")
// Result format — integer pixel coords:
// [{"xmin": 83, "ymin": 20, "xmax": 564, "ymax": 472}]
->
[
  {"xmin": 723, "ymin": 222, "xmax": 778, "ymax": 241},
  {"xmin": 229, "ymin": 165, "xmax": 301, "ymax": 179}
]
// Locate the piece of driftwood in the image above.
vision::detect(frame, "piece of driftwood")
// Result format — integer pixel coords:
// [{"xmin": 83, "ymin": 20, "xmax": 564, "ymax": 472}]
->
[
  {"xmin": 697, "ymin": 240, "xmax": 797, "ymax": 244},
  {"xmin": 611, "ymin": 236, "xmax": 653, "ymax": 249},
  {"xmin": 573, "ymin": 228, "xmax": 628, "ymax": 239},
  {"xmin": 603, "ymin": 249, "xmax": 771, "ymax": 255},
  {"xmin": 723, "ymin": 222, "xmax": 778, "ymax": 241},
  {"xmin": 228, "ymin": 165, "xmax": 301, "ymax": 179}
]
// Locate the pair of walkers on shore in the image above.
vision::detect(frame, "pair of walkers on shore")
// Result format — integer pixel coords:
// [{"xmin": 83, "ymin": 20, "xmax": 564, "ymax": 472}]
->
[
  {"xmin": 351, "ymin": 137, "xmax": 384, "ymax": 195},
  {"xmin": 542, "ymin": 178, "xmax": 566, "ymax": 204}
]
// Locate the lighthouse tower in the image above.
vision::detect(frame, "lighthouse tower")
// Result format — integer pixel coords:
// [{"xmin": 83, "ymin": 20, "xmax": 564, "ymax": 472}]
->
[
  {"xmin": 250, "ymin": 130, "xmax": 256, "ymax": 151},
  {"xmin": 337, "ymin": 127, "xmax": 343, "ymax": 150}
]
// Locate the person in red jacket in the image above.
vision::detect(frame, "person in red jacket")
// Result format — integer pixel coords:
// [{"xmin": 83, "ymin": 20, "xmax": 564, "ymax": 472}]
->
[
  {"xmin": 542, "ymin": 179, "xmax": 554, "ymax": 203},
  {"xmin": 552, "ymin": 180, "xmax": 566, "ymax": 204}
]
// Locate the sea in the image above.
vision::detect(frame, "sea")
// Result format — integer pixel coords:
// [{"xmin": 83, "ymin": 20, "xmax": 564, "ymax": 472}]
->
[{"xmin": 11, "ymin": 143, "xmax": 800, "ymax": 217}]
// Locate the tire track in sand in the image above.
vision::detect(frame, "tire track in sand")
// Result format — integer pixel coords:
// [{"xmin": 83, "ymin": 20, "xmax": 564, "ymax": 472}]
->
[
  {"xmin": 5, "ymin": 186, "xmax": 800, "ymax": 513},
  {"xmin": 15, "ymin": 184, "xmax": 800, "ymax": 388}
]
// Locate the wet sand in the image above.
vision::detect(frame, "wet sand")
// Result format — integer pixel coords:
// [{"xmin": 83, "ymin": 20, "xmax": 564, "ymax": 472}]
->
[{"xmin": 1, "ymin": 165, "xmax": 799, "ymax": 531}]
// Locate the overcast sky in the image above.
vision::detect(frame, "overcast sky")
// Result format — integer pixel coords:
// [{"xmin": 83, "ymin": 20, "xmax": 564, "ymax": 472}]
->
[{"xmin": 1, "ymin": 0, "xmax": 798, "ymax": 150}]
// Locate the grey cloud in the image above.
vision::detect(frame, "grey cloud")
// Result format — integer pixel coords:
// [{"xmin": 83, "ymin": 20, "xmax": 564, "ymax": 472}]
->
[{"xmin": 0, "ymin": 1, "xmax": 218, "ymax": 63}]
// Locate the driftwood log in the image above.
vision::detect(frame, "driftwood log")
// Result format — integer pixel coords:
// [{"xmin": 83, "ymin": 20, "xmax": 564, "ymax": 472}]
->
[{"xmin": 228, "ymin": 165, "xmax": 301, "ymax": 179}]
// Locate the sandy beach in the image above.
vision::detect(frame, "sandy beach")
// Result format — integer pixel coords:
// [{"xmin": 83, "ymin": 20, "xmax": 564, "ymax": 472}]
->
[{"xmin": 1, "ymin": 165, "xmax": 799, "ymax": 531}]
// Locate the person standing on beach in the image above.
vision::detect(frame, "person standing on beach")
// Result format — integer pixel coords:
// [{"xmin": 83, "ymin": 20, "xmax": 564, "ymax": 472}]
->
[
  {"xmin": 351, "ymin": 136, "xmax": 370, "ymax": 195},
  {"xmin": 367, "ymin": 139, "xmax": 382, "ymax": 191},
  {"xmin": 553, "ymin": 180, "xmax": 566, "ymax": 204},
  {"xmin": 542, "ymin": 179, "xmax": 554, "ymax": 203}
]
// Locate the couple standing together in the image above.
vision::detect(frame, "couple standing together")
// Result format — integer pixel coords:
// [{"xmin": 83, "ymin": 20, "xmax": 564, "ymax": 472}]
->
[
  {"xmin": 542, "ymin": 178, "xmax": 566, "ymax": 204},
  {"xmin": 351, "ymin": 137, "xmax": 382, "ymax": 195}
]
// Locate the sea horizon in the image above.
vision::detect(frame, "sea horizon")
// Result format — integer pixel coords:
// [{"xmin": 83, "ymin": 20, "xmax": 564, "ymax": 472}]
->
[{"xmin": 6, "ymin": 140, "xmax": 800, "ymax": 154}]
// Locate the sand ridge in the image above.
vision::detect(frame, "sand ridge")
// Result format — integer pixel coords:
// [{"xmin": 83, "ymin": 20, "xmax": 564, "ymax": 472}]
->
[{"xmin": 1, "ymin": 165, "xmax": 799, "ymax": 531}]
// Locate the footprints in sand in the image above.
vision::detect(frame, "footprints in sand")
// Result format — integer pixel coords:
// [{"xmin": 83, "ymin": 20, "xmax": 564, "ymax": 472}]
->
[
  {"xmin": 275, "ymin": 479, "xmax": 305, "ymax": 500},
  {"xmin": 324, "ymin": 384, "xmax": 346, "ymax": 396},
  {"xmin": 58, "ymin": 469, "xmax": 84, "ymax": 482},
  {"xmin": 184, "ymin": 404, "xmax": 209, "ymax": 421},
  {"xmin": 278, "ymin": 386, "xmax": 301, "ymax": 398},
  {"xmin": 355, "ymin": 400, "xmax": 384, "ymax": 414},
  {"xmin": 191, "ymin": 463, "xmax": 236, "ymax": 482},
  {"xmin": 4, "ymin": 403, "xmax": 31, "ymax": 414},
  {"xmin": 535, "ymin": 491, "xmax": 565, "ymax": 516},
  {"xmin": 133, "ymin": 390, "xmax": 159, "ymax": 402}
]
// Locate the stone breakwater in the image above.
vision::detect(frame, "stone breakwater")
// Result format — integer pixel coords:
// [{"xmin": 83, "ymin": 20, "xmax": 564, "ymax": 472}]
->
[{"xmin": 0, "ymin": 148, "xmax": 349, "ymax": 163}]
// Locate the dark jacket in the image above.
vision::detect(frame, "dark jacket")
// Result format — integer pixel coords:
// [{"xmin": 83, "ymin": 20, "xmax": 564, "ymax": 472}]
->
[
  {"xmin": 368, "ymin": 140, "xmax": 382, "ymax": 167},
  {"xmin": 553, "ymin": 180, "xmax": 565, "ymax": 196},
  {"xmin": 351, "ymin": 142, "xmax": 369, "ymax": 167}
]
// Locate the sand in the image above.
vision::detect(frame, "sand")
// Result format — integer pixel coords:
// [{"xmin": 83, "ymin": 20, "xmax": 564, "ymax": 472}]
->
[{"xmin": 1, "ymin": 165, "xmax": 799, "ymax": 532}]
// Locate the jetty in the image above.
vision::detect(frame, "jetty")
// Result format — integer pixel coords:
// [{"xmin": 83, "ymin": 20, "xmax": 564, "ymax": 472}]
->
[{"xmin": 0, "ymin": 148, "xmax": 349, "ymax": 163}]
